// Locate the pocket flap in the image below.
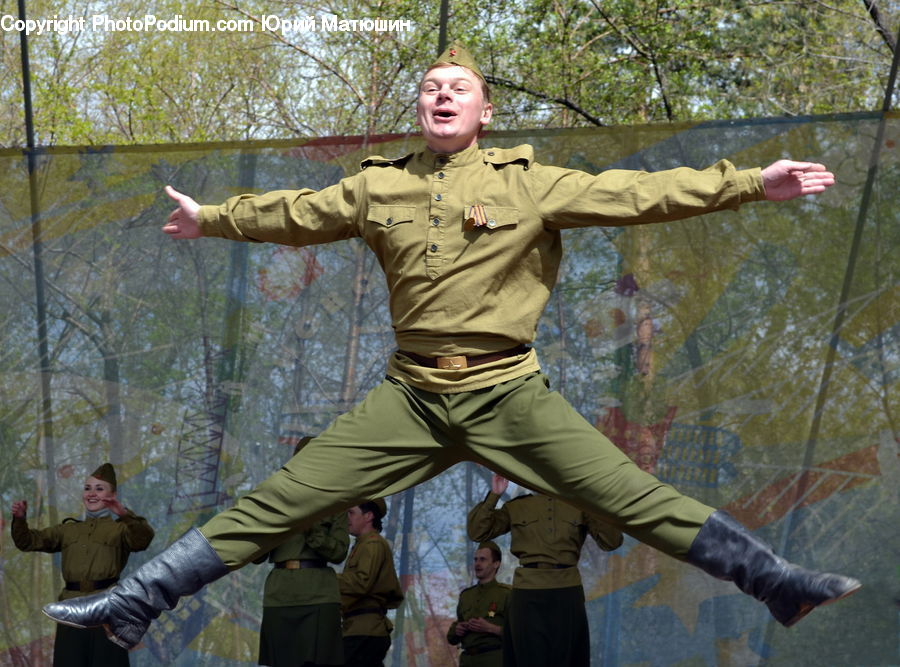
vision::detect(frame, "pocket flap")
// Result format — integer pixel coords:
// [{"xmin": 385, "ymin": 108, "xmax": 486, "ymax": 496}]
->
[
  {"xmin": 464, "ymin": 205, "xmax": 518, "ymax": 230},
  {"xmin": 368, "ymin": 205, "xmax": 416, "ymax": 228}
]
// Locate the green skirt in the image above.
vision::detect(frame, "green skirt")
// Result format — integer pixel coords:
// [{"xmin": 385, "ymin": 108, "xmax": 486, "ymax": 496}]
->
[
  {"xmin": 502, "ymin": 586, "xmax": 589, "ymax": 667},
  {"xmin": 54, "ymin": 623, "xmax": 129, "ymax": 666},
  {"xmin": 258, "ymin": 602, "xmax": 344, "ymax": 666}
]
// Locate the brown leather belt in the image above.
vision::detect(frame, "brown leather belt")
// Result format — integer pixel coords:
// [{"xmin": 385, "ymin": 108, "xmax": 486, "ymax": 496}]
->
[
  {"xmin": 343, "ymin": 606, "xmax": 386, "ymax": 619},
  {"xmin": 274, "ymin": 559, "xmax": 327, "ymax": 569},
  {"xmin": 522, "ymin": 562, "xmax": 573, "ymax": 569},
  {"xmin": 399, "ymin": 345, "xmax": 529, "ymax": 370},
  {"xmin": 65, "ymin": 577, "xmax": 118, "ymax": 592}
]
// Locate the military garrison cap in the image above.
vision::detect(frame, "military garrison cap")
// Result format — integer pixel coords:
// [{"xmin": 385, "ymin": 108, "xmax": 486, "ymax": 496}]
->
[
  {"xmin": 428, "ymin": 41, "xmax": 486, "ymax": 83},
  {"xmin": 90, "ymin": 462, "xmax": 117, "ymax": 491}
]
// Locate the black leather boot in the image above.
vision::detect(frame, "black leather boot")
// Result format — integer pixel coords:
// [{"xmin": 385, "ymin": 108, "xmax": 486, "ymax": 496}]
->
[
  {"xmin": 43, "ymin": 528, "xmax": 229, "ymax": 649},
  {"xmin": 686, "ymin": 510, "xmax": 860, "ymax": 627}
]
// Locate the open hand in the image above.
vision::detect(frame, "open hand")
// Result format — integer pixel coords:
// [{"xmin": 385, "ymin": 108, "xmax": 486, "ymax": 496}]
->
[
  {"xmin": 761, "ymin": 160, "xmax": 834, "ymax": 201},
  {"xmin": 162, "ymin": 185, "xmax": 202, "ymax": 239}
]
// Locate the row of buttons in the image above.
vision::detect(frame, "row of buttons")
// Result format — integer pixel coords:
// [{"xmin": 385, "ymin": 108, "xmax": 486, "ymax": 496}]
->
[{"xmin": 429, "ymin": 159, "xmax": 447, "ymax": 259}]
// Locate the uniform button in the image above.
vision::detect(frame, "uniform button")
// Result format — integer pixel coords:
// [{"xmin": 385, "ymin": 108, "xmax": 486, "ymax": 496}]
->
[
  {"xmin": 432, "ymin": 218, "xmax": 440, "ymax": 226},
  {"xmin": 434, "ymin": 194, "xmax": 442, "ymax": 201},
  {"xmin": 487, "ymin": 151, "xmax": 495, "ymax": 156},
  {"xmin": 386, "ymin": 217, "xmax": 393, "ymax": 225},
  {"xmin": 487, "ymin": 219, "xmax": 496, "ymax": 228},
  {"xmin": 430, "ymin": 244, "xmax": 438, "ymax": 252},
  {"xmin": 438, "ymin": 172, "xmax": 445, "ymax": 179}
]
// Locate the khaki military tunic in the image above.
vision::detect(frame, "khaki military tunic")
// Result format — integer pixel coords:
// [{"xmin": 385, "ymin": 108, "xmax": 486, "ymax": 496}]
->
[
  {"xmin": 13, "ymin": 511, "xmax": 154, "ymax": 667},
  {"xmin": 198, "ymin": 142, "xmax": 764, "ymax": 394},
  {"xmin": 257, "ymin": 513, "xmax": 349, "ymax": 666},
  {"xmin": 448, "ymin": 578, "xmax": 511, "ymax": 666},
  {"xmin": 12, "ymin": 512, "xmax": 155, "ymax": 600},
  {"xmin": 468, "ymin": 494, "xmax": 618, "ymax": 667},
  {"xmin": 338, "ymin": 531, "xmax": 403, "ymax": 637},
  {"xmin": 198, "ymin": 143, "xmax": 763, "ymax": 570},
  {"xmin": 261, "ymin": 512, "xmax": 349, "ymax": 607},
  {"xmin": 468, "ymin": 492, "xmax": 621, "ymax": 589}
]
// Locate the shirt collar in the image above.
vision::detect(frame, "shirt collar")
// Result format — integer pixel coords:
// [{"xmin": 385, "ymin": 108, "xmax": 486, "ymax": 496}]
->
[
  {"xmin": 421, "ymin": 142, "xmax": 482, "ymax": 170},
  {"xmin": 354, "ymin": 530, "xmax": 380, "ymax": 544}
]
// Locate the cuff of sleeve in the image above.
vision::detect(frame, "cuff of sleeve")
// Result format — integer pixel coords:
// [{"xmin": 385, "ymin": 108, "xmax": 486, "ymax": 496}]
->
[
  {"xmin": 738, "ymin": 167, "xmax": 767, "ymax": 203},
  {"xmin": 197, "ymin": 205, "xmax": 225, "ymax": 237},
  {"xmin": 485, "ymin": 492, "xmax": 501, "ymax": 507}
]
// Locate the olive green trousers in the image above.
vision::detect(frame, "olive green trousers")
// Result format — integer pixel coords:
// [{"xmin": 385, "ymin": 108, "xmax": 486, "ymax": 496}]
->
[{"xmin": 201, "ymin": 372, "xmax": 713, "ymax": 567}]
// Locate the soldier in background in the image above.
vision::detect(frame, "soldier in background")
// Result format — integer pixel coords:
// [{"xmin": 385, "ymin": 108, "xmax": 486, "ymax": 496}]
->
[
  {"xmin": 11, "ymin": 463, "xmax": 154, "ymax": 666},
  {"xmin": 339, "ymin": 498, "xmax": 404, "ymax": 667},
  {"xmin": 256, "ymin": 437, "xmax": 350, "ymax": 667},
  {"xmin": 448, "ymin": 540, "xmax": 511, "ymax": 666},
  {"xmin": 468, "ymin": 474, "xmax": 622, "ymax": 667}
]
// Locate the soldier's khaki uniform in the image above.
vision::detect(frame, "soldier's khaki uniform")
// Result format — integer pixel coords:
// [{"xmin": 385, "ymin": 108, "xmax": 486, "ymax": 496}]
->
[
  {"xmin": 469, "ymin": 492, "xmax": 621, "ymax": 666},
  {"xmin": 339, "ymin": 530, "xmax": 404, "ymax": 666},
  {"xmin": 12, "ymin": 511, "xmax": 154, "ymax": 666},
  {"xmin": 195, "ymin": 143, "xmax": 764, "ymax": 579},
  {"xmin": 448, "ymin": 578, "xmax": 511, "ymax": 666},
  {"xmin": 257, "ymin": 512, "xmax": 349, "ymax": 667}
]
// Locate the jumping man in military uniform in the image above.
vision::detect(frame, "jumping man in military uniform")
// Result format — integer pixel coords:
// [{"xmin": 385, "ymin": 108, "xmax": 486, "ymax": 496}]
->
[
  {"xmin": 11, "ymin": 463, "xmax": 154, "ymax": 666},
  {"xmin": 448, "ymin": 540, "xmax": 511, "ymax": 666},
  {"xmin": 339, "ymin": 498, "xmax": 404, "ymax": 667},
  {"xmin": 46, "ymin": 42, "xmax": 859, "ymax": 654}
]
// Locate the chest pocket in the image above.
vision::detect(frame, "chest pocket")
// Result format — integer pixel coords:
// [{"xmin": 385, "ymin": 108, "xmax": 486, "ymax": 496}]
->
[
  {"xmin": 463, "ymin": 205, "xmax": 518, "ymax": 231},
  {"xmin": 510, "ymin": 516, "xmax": 540, "ymax": 537},
  {"xmin": 367, "ymin": 205, "xmax": 416, "ymax": 229}
]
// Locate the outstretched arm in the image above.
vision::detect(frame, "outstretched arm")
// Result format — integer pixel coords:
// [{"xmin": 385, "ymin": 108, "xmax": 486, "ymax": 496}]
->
[
  {"xmin": 10, "ymin": 502, "xmax": 63, "ymax": 553},
  {"xmin": 11, "ymin": 500, "xmax": 26, "ymax": 519},
  {"xmin": 467, "ymin": 474, "xmax": 511, "ymax": 542},
  {"xmin": 761, "ymin": 160, "xmax": 835, "ymax": 201},
  {"xmin": 162, "ymin": 186, "xmax": 202, "ymax": 239}
]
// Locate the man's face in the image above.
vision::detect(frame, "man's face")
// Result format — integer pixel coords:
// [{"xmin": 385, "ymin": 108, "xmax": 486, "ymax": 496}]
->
[
  {"xmin": 472, "ymin": 547, "xmax": 500, "ymax": 583},
  {"xmin": 416, "ymin": 65, "xmax": 492, "ymax": 153},
  {"xmin": 82, "ymin": 476, "xmax": 115, "ymax": 512},
  {"xmin": 347, "ymin": 505, "xmax": 373, "ymax": 537}
]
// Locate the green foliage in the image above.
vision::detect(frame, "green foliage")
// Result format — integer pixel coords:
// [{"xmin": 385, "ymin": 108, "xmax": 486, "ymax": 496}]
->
[{"xmin": 0, "ymin": 0, "xmax": 895, "ymax": 146}]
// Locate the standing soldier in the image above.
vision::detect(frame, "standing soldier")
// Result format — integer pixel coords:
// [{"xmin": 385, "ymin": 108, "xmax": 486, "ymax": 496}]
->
[
  {"xmin": 11, "ymin": 463, "xmax": 154, "ymax": 666},
  {"xmin": 448, "ymin": 540, "xmax": 511, "ymax": 666},
  {"xmin": 45, "ymin": 42, "xmax": 859, "ymax": 654},
  {"xmin": 256, "ymin": 437, "xmax": 350, "ymax": 667},
  {"xmin": 468, "ymin": 474, "xmax": 622, "ymax": 666},
  {"xmin": 339, "ymin": 498, "xmax": 404, "ymax": 667}
]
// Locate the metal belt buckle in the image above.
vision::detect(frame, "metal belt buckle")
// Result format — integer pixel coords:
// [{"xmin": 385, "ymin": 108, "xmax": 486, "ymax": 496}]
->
[{"xmin": 436, "ymin": 355, "xmax": 467, "ymax": 370}]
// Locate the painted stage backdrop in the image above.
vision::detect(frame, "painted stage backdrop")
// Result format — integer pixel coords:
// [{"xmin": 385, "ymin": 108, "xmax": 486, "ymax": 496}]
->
[{"xmin": 0, "ymin": 113, "xmax": 897, "ymax": 666}]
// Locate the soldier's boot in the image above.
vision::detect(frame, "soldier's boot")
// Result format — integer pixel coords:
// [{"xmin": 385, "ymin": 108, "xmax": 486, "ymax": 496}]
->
[
  {"xmin": 43, "ymin": 528, "xmax": 229, "ymax": 649},
  {"xmin": 686, "ymin": 510, "xmax": 861, "ymax": 627}
]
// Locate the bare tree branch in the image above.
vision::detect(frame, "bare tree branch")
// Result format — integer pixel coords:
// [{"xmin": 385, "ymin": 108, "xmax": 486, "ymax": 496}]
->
[
  {"xmin": 591, "ymin": 0, "xmax": 675, "ymax": 121},
  {"xmin": 861, "ymin": 0, "xmax": 897, "ymax": 53},
  {"xmin": 484, "ymin": 75, "xmax": 605, "ymax": 126}
]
